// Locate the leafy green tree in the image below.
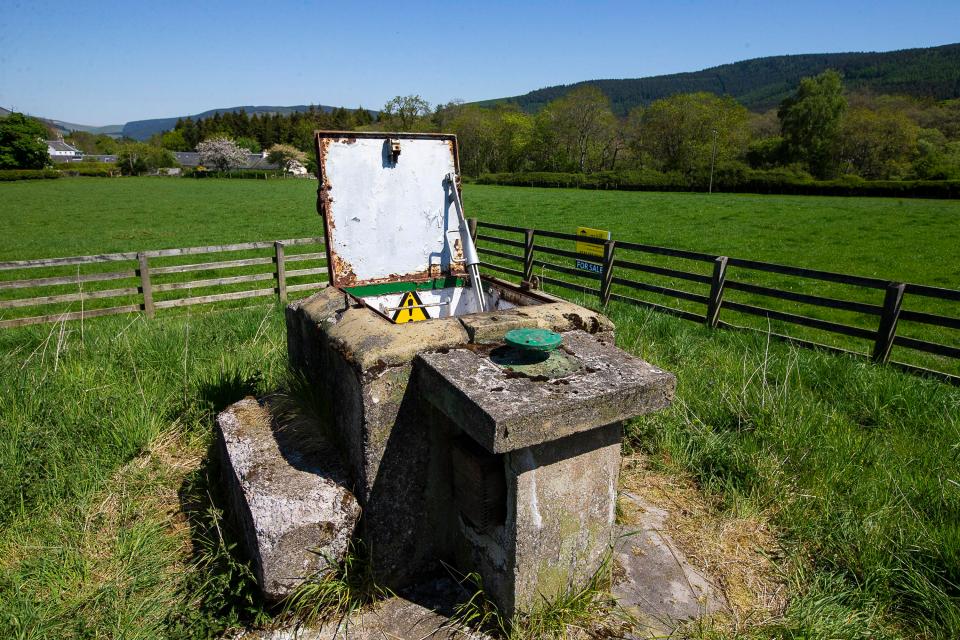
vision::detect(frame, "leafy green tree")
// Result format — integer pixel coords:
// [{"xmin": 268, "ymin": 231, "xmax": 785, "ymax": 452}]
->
[
  {"xmin": 380, "ymin": 95, "xmax": 431, "ymax": 131},
  {"xmin": 176, "ymin": 117, "xmax": 201, "ymax": 149},
  {"xmin": 353, "ymin": 106, "xmax": 374, "ymax": 128},
  {"xmin": 623, "ymin": 106, "xmax": 647, "ymax": 168},
  {"xmin": 0, "ymin": 113, "xmax": 51, "ymax": 169},
  {"xmin": 158, "ymin": 129, "xmax": 191, "ymax": 151},
  {"xmin": 526, "ymin": 109, "xmax": 564, "ymax": 172},
  {"xmin": 778, "ymin": 69, "xmax": 847, "ymax": 178},
  {"xmin": 445, "ymin": 104, "xmax": 497, "ymax": 176},
  {"xmin": 493, "ymin": 106, "xmax": 535, "ymax": 172},
  {"xmin": 636, "ymin": 92, "xmax": 750, "ymax": 175},
  {"xmin": 266, "ymin": 144, "xmax": 306, "ymax": 172},
  {"xmin": 92, "ymin": 134, "xmax": 119, "ymax": 155},
  {"xmin": 838, "ymin": 107, "xmax": 917, "ymax": 178},
  {"xmin": 234, "ymin": 136, "xmax": 261, "ymax": 153},
  {"xmin": 545, "ymin": 85, "xmax": 617, "ymax": 172},
  {"xmin": 65, "ymin": 131, "xmax": 98, "ymax": 154},
  {"xmin": 116, "ymin": 143, "xmax": 176, "ymax": 175},
  {"xmin": 745, "ymin": 137, "xmax": 786, "ymax": 169},
  {"xmin": 911, "ymin": 128, "xmax": 960, "ymax": 179}
]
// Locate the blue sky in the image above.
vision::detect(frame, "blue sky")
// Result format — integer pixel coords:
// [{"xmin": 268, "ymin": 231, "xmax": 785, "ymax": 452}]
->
[{"xmin": 2, "ymin": 0, "xmax": 958, "ymax": 125}]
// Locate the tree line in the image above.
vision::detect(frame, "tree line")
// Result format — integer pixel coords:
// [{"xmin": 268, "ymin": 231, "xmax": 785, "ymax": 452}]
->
[
  {"xmin": 437, "ymin": 70, "xmax": 960, "ymax": 181},
  {"xmin": 502, "ymin": 44, "xmax": 960, "ymax": 116},
  {"xmin": 144, "ymin": 70, "xmax": 959, "ymax": 183},
  {"xmin": 4, "ymin": 69, "xmax": 959, "ymax": 184}
]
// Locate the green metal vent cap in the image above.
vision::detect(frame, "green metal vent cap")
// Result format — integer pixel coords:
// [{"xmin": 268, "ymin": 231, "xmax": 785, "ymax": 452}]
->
[{"xmin": 503, "ymin": 328, "xmax": 562, "ymax": 352}]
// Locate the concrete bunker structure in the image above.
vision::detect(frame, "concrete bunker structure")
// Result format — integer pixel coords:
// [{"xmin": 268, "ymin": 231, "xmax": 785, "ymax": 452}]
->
[{"xmin": 279, "ymin": 132, "xmax": 677, "ymax": 617}]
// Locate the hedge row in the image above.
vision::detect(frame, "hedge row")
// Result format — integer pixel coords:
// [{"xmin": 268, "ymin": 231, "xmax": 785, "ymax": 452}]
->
[
  {"xmin": 475, "ymin": 170, "xmax": 960, "ymax": 199},
  {"xmin": 186, "ymin": 168, "xmax": 287, "ymax": 179},
  {"xmin": 0, "ymin": 169, "xmax": 61, "ymax": 181},
  {"xmin": 57, "ymin": 162, "xmax": 118, "ymax": 177}
]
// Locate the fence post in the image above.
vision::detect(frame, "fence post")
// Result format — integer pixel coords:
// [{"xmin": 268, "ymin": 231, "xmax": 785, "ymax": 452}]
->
[
  {"xmin": 467, "ymin": 217, "xmax": 478, "ymax": 243},
  {"xmin": 522, "ymin": 229, "xmax": 535, "ymax": 288},
  {"xmin": 274, "ymin": 241, "xmax": 287, "ymax": 303},
  {"xmin": 872, "ymin": 282, "xmax": 905, "ymax": 363},
  {"xmin": 137, "ymin": 252, "xmax": 154, "ymax": 318},
  {"xmin": 600, "ymin": 240, "xmax": 616, "ymax": 306},
  {"xmin": 706, "ymin": 256, "xmax": 728, "ymax": 328}
]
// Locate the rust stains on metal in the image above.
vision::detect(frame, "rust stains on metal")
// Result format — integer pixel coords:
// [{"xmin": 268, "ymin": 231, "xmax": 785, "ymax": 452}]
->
[
  {"xmin": 453, "ymin": 238, "xmax": 464, "ymax": 265},
  {"xmin": 317, "ymin": 181, "xmax": 335, "ymax": 222},
  {"xmin": 331, "ymin": 254, "xmax": 357, "ymax": 287}
]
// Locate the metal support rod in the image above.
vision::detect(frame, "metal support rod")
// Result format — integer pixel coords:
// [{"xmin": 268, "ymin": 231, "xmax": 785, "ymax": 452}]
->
[
  {"xmin": 382, "ymin": 301, "xmax": 450, "ymax": 312},
  {"xmin": 447, "ymin": 173, "xmax": 487, "ymax": 313}
]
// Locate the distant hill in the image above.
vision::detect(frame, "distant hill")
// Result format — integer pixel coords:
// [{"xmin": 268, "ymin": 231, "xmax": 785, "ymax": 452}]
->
[
  {"xmin": 121, "ymin": 104, "xmax": 366, "ymax": 140},
  {"xmin": 2, "ymin": 104, "xmax": 373, "ymax": 141},
  {"xmin": 1, "ymin": 106, "xmax": 123, "ymax": 138},
  {"xmin": 48, "ymin": 120, "xmax": 124, "ymax": 137},
  {"xmin": 478, "ymin": 43, "xmax": 960, "ymax": 115}
]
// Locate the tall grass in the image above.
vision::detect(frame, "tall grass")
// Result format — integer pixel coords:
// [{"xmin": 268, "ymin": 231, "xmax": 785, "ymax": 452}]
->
[
  {"xmin": 606, "ymin": 300, "xmax": 960, "ymax": 638},
  {"xmin": 0, "ymin": 304, "xmax": 289, "ymax": 638},
  {"xmin": 445, "ymin": 556, "xmax": 616, "ymax": 639}
]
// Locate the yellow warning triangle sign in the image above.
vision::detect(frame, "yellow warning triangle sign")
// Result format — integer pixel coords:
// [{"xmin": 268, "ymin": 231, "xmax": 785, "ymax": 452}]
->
[{"xmin": 392, "ymin": 290, "xmax": 430, "ymax": 324}]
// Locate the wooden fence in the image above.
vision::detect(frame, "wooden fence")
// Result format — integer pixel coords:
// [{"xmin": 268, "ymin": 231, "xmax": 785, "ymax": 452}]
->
[
  {"xmin": 469, "ymin": 219, "xmax": 960, "ymax": 385},
  {"xmin": 3, "ymin": 224, "xmax": 958, "ymax": 384},
  {"xmin": 0, "ymin": 237, "xmax": 327, "ymax": 329}
]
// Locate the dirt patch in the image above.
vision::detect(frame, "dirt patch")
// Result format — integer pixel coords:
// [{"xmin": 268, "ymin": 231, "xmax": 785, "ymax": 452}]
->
[{"xmin": 619, "ymin": 453, "xmax": 787, "ymax": 633}]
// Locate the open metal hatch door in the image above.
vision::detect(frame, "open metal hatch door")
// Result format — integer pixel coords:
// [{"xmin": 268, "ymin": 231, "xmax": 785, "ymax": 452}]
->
[{"xmin": 315, "ymin": 131, "xmax": 465, "ymax": 288}]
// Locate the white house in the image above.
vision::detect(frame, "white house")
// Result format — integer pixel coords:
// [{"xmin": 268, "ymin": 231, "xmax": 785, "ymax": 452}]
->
[{"xmin": 47, "ymin": 139, "xmax": 82, "ymax": 162}]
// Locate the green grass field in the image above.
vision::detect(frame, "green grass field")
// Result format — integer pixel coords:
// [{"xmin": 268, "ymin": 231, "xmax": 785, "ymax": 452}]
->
[
  {"xmin": 1, "ymin": 178, "xmax": 959, "ymax": 639},
  {"xmin": 2, "ymin": 179, "xmax": 957, "ymax": 285},
  {"xmin": 2, "ymin": 179, "xmax": 957, "ymax": 366}
]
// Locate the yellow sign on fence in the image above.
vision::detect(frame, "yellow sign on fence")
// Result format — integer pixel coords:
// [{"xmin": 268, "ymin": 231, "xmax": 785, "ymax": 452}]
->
[{"xmin": 575, "ymin": 227, "xmax": 610, "ymax": 258}]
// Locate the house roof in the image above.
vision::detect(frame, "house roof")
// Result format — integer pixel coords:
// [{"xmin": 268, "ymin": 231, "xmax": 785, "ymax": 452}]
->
[
  {"xmin": 47, "ymin": 140, "xmax": 80, "ymax": 153},
  {"xmin": 173, "ymin": 151, "xmax": 278, "ymax": 170}
]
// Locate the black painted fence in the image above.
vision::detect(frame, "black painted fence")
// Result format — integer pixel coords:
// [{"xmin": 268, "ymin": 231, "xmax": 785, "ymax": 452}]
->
[{"xmin": 468, "ymin": 218, "xmax": 960, "ymax": 385}]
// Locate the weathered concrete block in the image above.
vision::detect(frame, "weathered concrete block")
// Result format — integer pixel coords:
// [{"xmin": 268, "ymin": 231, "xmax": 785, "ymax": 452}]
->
[
  {"xmin": 284, "ymin": 288, "xmax": 624, "ymax": 590},
  {"xmin": 417, "ymin": 331, "xmax": 676, "ymax": 617},
  {"xmin": 452, "ymin": 424, "xmax": 624, "ymax": 616},
  {"xmin": 416, "ymin": 330, "xmax": 676, "ymax": 453},
  {"xmin": 216, "ymin": 397, "xmax": 361, "ymax": 601}
]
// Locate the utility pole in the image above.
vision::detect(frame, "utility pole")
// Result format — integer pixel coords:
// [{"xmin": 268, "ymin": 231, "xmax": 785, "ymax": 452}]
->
[{"xmin": 708, "ymin": 128, "xmax": 718, "ymax": 194}]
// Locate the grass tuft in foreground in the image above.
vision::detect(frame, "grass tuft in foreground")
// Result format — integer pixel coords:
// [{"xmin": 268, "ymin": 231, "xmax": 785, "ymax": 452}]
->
[
  {"xmin": 279, "ymin": 540, "xmax": 392, "ymax": 628},
  {"xmin": 445, "ymin": 556, "xmax": 617, "ymax": 639}
]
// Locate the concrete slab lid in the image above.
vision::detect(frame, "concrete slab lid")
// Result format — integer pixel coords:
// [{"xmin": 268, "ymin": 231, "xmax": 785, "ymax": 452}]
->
[
  {"xmin": 314, "ymin": 131, "xmax": 466, "ymax": 288},
  {"xmin": 415, "ymin": 330, "xmax": 676, "ymax": 453}
]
